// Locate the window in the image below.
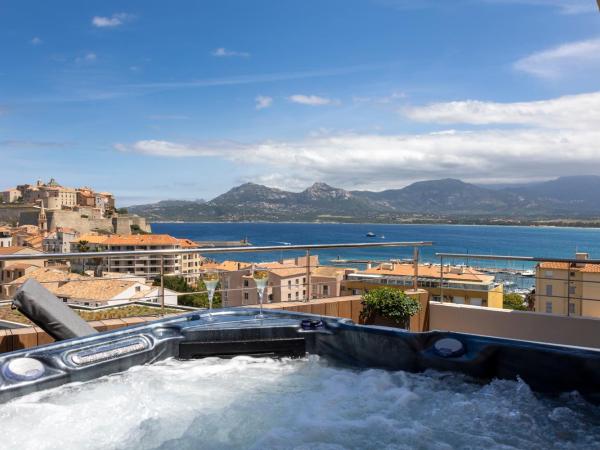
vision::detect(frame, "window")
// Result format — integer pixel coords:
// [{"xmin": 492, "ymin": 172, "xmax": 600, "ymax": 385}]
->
[
  {"xmin": 303, "ymin": 277, "xmax": 306, "ymax": 284},
  {"xmin": 288, "ymin": 293, "xmax": 291, "ymax": 300},
  {"xmin": 570, "ymin": 271, "xmax": 576, "ymax": 277},
  {"xmin": 545, "ymin": 302, "xmax": 552, "ymax": 313},
  {"xmin": 470, "ymin": 298, "xmax": 482, "ymax": 307},
  {"xmin": 569, "ymin": 303, "xmax": 576, "ymax": 314},
  {"xmin": 243, "ymin": 280, "xmax": 249, "ymax": 287},
  {"xmin": 135, "ymin": 286, "xmax": 141, "ymax": 292},
  {"xmin": 295, "ymin": 292, "xmax": 299, "ymax": 299},
  {"xmin": 288, "ymin": 280, "xmax": 292, "ymax": 287},
  {"xmin": 303, "ymin": 290, "xmax": 306, "ymax": 296},
  {"xmin": 323, "ymin": 285, "xmax": 329, "ymax": 295},
  {"xmin": 268, "ymin": 294, "xmax": 273, "ymax": 302},
  {"xmin": 569, "ymin": 286, "xmax": 576, "ymax": 295},
  {"xmin": 243, "ymin": 292, "xmax": 249, "ymax": 301},
  {"xmin": 296, "ymin": 278, "xmax": 299, "ymax": 285},
  {"xmin": 545, "ymin": 271, "xmax": 553, "ymax": 278},
  {"xmin": 452, "ymin": 296, "xmax": 465, "ymax": 304},
  {"xmin": 545, "ymin": 284, "xmax": 553, "ymax": 297}
]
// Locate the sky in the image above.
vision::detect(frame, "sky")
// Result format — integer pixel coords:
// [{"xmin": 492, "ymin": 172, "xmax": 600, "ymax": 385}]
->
[{"xmin": 0, "ymin": 0, "xmax": 599, "ymax": 205}]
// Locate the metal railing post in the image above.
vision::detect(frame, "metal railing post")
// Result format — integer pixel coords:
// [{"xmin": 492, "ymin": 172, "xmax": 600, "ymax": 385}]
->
[
  {"xmin": 306, "ymin": 249, "xmax": 311, "ymax": 302},
  {"xmin": 567, "ymin": 265, "xmax": 571, "ymax": 317},
  {"xmin": 439, "ymin": 255, "xmax": 444, "ymax": 302},
  {"xmin": 413, "ymin": 246, "xmax": 420, "ymax": 291},
  {"xmin": 160, "ymin": 255, "xmax": 165, "ymax": 315}
]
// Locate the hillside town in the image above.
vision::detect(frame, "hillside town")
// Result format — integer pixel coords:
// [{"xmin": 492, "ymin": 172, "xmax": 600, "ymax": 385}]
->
[{"xmin": 5, "ymin": 178, "xmax": 600, "ymax": 327}]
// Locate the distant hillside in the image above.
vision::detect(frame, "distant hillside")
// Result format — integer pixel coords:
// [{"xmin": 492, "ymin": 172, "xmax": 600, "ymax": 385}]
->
[{"xmin": 128, "ymin": 176, "xmax": 600, "ymax": 223}]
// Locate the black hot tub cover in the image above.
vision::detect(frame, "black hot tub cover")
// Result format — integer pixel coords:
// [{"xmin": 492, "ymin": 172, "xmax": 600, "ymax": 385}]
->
[{"xmin": 13, "ymin": 279, "xmax": 98, "ymax": 341}]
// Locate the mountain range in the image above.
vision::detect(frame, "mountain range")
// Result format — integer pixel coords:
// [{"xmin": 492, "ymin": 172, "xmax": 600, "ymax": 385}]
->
[{"xmin": 128, "ymin": 176, "xmax": 600, "ymax": 224}]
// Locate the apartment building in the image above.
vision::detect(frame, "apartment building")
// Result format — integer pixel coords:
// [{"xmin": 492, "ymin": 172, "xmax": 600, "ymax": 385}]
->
[
  {"xmin": 535, "ymin": 253, "xmax": 600, "ymax": 317},
  {"xmin": 72, "ymin": 234, "xmax": 204, "ymax": 283},
  {"xmin": 0, "ymin": 227, "xmax": 12, "ymax": 248},
  {"xmin": 210, "ymin": 255, "xmax": 349, "ymax": 307},
  {"xmin": 0, "ymin": 247, "xmax": 46, "ymax": 296},
  {"xmin": 344, "ymin": 262, "xmax": 503, "ymax": 308},
  {"xmin": 1, "ymin": 188, "xmax": 21, "ymax": 203},
  {"xmin": 2, "ymin": 179, "xmax": 115, "ymax": 217},
  {"xmin": 178, "ymin": 238, "xmax": 204, "ymax": 286},
  {"xmin": 21, "ymin": 179, "xmax": 77, "ymax": 210},
  {"xmin": 42, "ymin": 227, "xmax": 79, "ymax": 253}
]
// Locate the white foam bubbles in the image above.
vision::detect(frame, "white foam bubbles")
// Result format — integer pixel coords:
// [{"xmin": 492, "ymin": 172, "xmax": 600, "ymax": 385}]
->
[{"xmin": 1, "ymin": 356, "xmax": 599, "ymax": 450}]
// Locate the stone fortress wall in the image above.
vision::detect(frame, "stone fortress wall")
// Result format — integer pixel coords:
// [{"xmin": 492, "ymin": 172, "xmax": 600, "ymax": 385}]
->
[{"xmin": 18, "ymin": 210, "xmax": 152, "ymax": 235}]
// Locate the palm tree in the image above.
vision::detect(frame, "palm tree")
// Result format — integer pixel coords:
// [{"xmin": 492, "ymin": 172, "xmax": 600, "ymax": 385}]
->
[{"xmin": 76, "ymin": 240, "xmax": 90, "ymax": 273}]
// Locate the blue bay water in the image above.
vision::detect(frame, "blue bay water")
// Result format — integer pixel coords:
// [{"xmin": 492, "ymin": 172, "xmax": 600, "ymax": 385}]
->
[{"xmin": 152, "ymin": 223, "xmax": 600, "ymax": 269}]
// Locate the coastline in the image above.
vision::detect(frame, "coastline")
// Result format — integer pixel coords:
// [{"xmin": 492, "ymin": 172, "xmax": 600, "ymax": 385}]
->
[{"xmin": 149, "ymin": 220, "xmax": 600, "ymax": 230}]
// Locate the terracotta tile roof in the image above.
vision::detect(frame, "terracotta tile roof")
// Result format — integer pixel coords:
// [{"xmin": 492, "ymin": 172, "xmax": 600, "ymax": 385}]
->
[
  {"xmin": 77, "ymin": 234, "xmax": 109, "ymax": 245},
  {"xmin": 54, "ymin": 279, "xmax": 140, "ymax": 302},
  {"xmin": 177, "ymin": 238, "xmax": 199, "ymax": 248},
  {"xmin": 269, "ymin": 267, "xmax": 306, "ymax": 277},
  {"xmin": 362, "ymin": 263, "xmax": 493, "ymax": 283},
  {"xmin": 2, "ymin": 263, "xmax": 39, "ymax": 271},
  {"xmin": 0, "ymin": 246, "xmax": 42, "ymax": 255},
  {"xmin": 311, "ymin": 266, "xmax": 348, "ymax": 277},
  {"xmin": 210, "ymin": 260, "xmax": 251, "ymax": 272},
  {"xmin": 539, "ymin": 261, "xmax": 600, "ymax": 273},
  {"xmin": 104, "ymin": 234, "xmax": 181, "ymax": 246},
  {"xmin": 10, "ymin": 267, "xmax": 85, "ymax": 285},
  {"xmin": 56, "ymin": 227, "xmax": 78, "ymax": 234}
]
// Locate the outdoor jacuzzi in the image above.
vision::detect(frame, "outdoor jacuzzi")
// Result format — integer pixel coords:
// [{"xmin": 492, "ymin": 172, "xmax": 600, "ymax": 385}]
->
[{"xmin": 1, "ymin": 310, "xmax": 600, "ymax": 449}]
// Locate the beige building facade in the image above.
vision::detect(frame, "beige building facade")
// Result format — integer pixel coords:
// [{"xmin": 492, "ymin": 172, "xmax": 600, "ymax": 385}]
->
[
  {"xmin": 343, "ymin": 262, "xmax": 503, "ymax": 308},
  {"xmin": 535, "ymin": 253, "xmax": 600, "ymax": 317}
]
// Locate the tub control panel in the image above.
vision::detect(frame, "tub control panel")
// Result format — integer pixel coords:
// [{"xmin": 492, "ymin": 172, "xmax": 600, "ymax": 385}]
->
[{"xmin": 64, "ymin": 336, "xmax": 151, "ymax": 367}]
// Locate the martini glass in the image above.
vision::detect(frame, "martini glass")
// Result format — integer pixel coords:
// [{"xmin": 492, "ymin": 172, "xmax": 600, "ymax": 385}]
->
[
  {"xmin": 253, "ymin": 266, "xmax": 269, "ymax": 319},
  {"xmin": 202, "ymin": 269, "xmax": 219, "ymax": 321}
]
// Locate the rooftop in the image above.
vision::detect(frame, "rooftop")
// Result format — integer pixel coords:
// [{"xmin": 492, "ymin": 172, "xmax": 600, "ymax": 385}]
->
[
  {"xmin": 10, "ymin": 267, "xmax": 86, "ymax": 285},
  {"xmin": 539, "ymin": 261, "xmax": 600, "ymax": 273},
  {"xmin": 54, "ymin": 279, "xmax": 141, "ymax": 301},
  {"xmin": 361, "ymin": 263, "xmax": 494, "ymax": 283},
  {"xmin": 103, "ymin": 234, "xmax": 182, "ymax": 246}
]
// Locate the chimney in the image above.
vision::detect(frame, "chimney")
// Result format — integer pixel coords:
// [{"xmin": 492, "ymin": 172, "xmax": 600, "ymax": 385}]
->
[
  {"xmin": 575, "ymin": 252, "xmax": 589, "ymax": 268},
  {"xmin": 366, "ymin": 262, "xmax": 372, "ymax": 270}
]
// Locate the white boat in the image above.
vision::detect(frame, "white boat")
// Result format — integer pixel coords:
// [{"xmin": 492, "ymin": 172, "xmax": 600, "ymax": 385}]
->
[{"xmin": 520, "ymin": 269, "xmax": 535, "ymax": 277}]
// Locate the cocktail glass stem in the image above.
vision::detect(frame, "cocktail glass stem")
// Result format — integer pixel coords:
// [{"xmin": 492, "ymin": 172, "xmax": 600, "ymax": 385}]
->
[
  {"xmin": 257, "ymin": 288, "xmax": 265, "ymax": 319},
  {"xmin": 208, "ymin": 290, "xmax": 214, "ymax": 318}
]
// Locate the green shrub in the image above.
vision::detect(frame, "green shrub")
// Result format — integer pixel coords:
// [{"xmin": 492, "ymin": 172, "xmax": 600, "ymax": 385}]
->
[
  {"xmin": 503, "ymin": 293, "xmax": 528, "ymax": 311},
  {"xmin": 360, "ymin": 287, "xmax": 421, "ymax": 326}
]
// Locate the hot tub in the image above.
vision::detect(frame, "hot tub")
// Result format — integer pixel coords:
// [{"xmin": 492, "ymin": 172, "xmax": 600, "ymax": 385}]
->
[{"xmin": 1, "ymin": 309, "xmax": 599, "ymax": 449}]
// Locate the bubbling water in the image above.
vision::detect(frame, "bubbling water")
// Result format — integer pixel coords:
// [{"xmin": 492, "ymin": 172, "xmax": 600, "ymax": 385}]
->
[{"xmin": 1, "ymin": 356, "xmax": 599, "ymax": 450}]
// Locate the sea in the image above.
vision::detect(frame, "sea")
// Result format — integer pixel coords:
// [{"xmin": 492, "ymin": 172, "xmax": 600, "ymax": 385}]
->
[{"xmin": 153, "ymin": 222, "xmax": 600, "ymax": 269}]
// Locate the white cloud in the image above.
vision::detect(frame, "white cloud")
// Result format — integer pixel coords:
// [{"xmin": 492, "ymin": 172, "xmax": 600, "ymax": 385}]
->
[
  {"xmin": 30, "ymin": 37, "xmax": 42, "ymax": 45},
  {"xmin": 75, "ymin": 52, "xmax": 97, "ymax": 64},
  {"xmin": 211, "ymin": 48, "xmax": 250, "ymax": 58},
  {"xmin": 403, "ymin": 91, "xmax": 600, "ymax": 129},
  {"xmin": 115, "ymin": 140, "xmax": 242, "ymax": 158},
  {"xmin": 514, "ymin": 38, "xmax": 600, "ymax": 79},
  {"xmin": 353, "ymin": 91, "xmax": 407, "ymax": 105},
  {"xmin": 255, "ymin": 95, "xmax": 273, "ymax": 110},
  {"xmin": 92, "ymin": 13, "xmax": 134, "ymax": 28},
  {"xmin": 482, "ymin": 0, "xmax": 597, "ymax": 15},
  {"xmin": 288, "ymin": 94, "xmax": 333, "ymax": 106},
  {"xmin": 115, "ymin": 91, "xmax": 600, "ymax": 189}
]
